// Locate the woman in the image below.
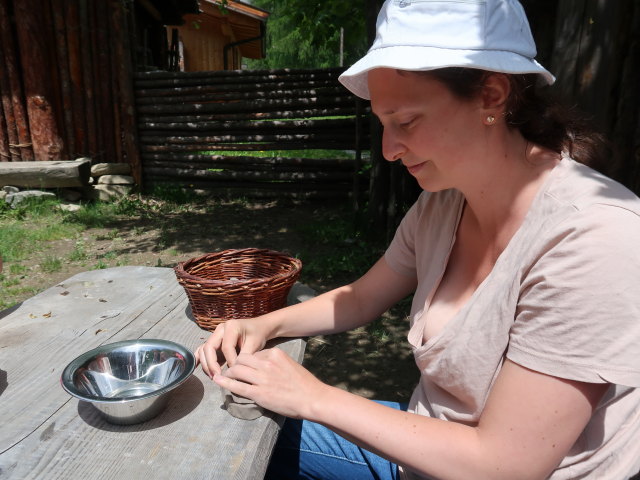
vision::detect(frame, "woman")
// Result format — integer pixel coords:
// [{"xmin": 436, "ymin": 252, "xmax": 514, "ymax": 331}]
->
[{"xmin": 196, "ymin": 1, "xmax": 640, "ymax": 478}]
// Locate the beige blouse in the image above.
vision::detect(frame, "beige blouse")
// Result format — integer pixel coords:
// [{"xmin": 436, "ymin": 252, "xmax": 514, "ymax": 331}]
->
[{"xmin": 385, "ymin": 157, "xmax": 640, "ymax": 479}]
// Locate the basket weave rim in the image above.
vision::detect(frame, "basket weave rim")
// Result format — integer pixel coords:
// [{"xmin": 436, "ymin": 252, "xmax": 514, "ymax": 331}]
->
[{"xmin": 174, "ymin": 248, "xmax": 302, "ymax": 288}]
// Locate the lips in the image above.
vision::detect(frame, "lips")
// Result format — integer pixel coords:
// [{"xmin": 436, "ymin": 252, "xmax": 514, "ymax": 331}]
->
[{"xmin": 405, "ymin": 161, "xmax": 427, "ymax": 175}]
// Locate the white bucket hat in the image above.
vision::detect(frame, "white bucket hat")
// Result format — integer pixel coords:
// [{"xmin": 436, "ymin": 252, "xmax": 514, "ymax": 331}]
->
[{"xmin": 339, "ymin": 0, "xmax": 555, "ymax": 99}]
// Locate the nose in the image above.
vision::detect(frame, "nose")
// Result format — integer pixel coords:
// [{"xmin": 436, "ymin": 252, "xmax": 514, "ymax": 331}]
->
[{"xmin": 381, "ymin": 127, "xmax": 405, "ymax": 162}]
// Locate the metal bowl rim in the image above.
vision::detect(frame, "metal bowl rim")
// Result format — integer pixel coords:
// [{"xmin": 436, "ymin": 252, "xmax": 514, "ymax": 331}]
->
[{"xmin": 60, "ymin": 338, "xmax": 195, "ymax": 404}]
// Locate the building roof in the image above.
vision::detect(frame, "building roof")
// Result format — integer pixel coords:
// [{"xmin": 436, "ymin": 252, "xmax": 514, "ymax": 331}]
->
[
  {"xmin": 140, "ymin": 0, "xmax": 200, "ymax": 25},
  {"xmin": 197, "ymin": 0, "xmax": 269, "ymax": 59}
]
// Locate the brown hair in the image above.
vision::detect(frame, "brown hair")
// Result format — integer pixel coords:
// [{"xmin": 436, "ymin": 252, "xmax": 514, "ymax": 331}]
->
[{"xmin": 425, "ymin": 68, "xmax": 610, "ymax": 173}]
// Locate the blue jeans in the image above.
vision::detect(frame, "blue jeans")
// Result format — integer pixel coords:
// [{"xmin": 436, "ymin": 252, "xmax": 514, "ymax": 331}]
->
[{"xmin": 265, "ymin": 401, "xmax": 407, "ymax": 480}]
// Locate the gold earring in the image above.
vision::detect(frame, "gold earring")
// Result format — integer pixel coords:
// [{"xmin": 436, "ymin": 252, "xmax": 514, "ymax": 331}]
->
[{"xmin": 486, "ymin": 115, "xmax": 496, "ymax": 124}]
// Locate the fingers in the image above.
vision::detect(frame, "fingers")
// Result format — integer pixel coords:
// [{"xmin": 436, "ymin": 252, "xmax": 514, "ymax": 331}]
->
[{"xmin": 198, "ymin": 324, "xmax": 228, "ymax": 378}]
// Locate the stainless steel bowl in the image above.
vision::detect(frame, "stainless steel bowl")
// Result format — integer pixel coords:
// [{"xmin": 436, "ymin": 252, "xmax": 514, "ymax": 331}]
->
[{"xmin": 61, "ymin": 339, "xmax": 195, "ymax": 425}]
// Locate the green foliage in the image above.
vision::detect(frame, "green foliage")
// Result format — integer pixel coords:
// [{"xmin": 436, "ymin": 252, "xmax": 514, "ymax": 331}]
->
[{"xmin": 245, "ymin": 0, "xmax": 368, "ymax": 69}]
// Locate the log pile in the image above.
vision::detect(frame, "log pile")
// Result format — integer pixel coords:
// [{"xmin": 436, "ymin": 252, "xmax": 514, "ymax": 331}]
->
[{"xmin": 134, "ymin": 67, "xmax": 370, "ymax": 200}]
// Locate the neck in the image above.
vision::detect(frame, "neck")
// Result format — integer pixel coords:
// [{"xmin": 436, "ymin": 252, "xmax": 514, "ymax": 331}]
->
[{"xmin": 458, "ymin": 133, "xmax": 560, "ymax": 243}]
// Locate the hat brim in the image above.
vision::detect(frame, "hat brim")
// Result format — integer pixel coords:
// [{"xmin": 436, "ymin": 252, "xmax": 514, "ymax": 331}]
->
[{"xmin": 338, "ymin": 45, "xmax": 555, "ymax": 99}]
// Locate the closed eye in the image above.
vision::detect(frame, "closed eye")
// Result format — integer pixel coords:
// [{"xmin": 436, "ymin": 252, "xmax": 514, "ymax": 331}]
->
[{"xmin": 399, "ymin": 117, "xmax": 417, "ymax": 129}]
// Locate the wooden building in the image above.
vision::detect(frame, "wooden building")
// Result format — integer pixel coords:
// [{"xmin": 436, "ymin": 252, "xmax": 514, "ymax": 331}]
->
[{"xmin": 167, "ymin": 0, "xmax": 269, "ymax": 71}]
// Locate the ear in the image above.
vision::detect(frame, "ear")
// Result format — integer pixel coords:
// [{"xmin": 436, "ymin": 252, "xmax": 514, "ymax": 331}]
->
[{"xmin": 480, "ymin": 73, "xmax": 510, "ymax": 112}]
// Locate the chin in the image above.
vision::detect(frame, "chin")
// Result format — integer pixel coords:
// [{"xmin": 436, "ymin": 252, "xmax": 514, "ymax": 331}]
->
[{"xmin": 416, "ymin": 178, "xmax": 447, "ymax": 192}]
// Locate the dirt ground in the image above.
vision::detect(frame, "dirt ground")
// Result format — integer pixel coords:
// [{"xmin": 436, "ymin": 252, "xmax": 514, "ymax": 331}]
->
[{"xmin": 3, "ymin": 197, "xmax": 418, "ymax": 402}]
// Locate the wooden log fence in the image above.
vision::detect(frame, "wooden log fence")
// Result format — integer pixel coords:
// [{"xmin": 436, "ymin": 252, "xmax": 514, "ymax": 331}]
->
[{"xmin": 135, "ymin": 67, "xmax": 370, "ymax": 200}]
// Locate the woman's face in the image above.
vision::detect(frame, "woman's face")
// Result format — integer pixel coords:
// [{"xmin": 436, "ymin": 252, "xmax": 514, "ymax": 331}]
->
[{"xmin": 368, "ymin": 68, "xmax": 485, "ymax": 192}]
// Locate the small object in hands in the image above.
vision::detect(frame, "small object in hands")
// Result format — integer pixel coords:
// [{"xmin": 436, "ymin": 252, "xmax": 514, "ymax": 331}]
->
[
  {"xmin": 61, "ymin": 339, "xmax": 195, "ymax": 425},
  {"xmin": 220, "ymin": 365, "xmax": 264, "ymax": 420}
]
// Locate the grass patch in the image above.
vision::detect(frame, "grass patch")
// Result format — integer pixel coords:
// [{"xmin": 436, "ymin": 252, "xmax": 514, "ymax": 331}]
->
[
  {"xmin": 0, "ymin": 199, "xmax": 80, "ymax": 263},
  {"xmin": 41, "ymin": 255, "xmax": 63, "ymax": 273}
]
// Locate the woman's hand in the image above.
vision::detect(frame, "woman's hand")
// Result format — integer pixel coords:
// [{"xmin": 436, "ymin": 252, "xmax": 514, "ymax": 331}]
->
[
  {"xmin": 213, "ymin": 347, "xmax": 326, "ymax": 419},
  {"xmin": 195, "ymin": 318, "xmax": 271, "ymax": 378}
]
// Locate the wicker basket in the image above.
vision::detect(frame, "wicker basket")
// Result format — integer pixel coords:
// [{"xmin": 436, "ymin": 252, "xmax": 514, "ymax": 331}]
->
[{"xmin": 174, "ymin": 248, "xmax": 302, "ymax": 331}]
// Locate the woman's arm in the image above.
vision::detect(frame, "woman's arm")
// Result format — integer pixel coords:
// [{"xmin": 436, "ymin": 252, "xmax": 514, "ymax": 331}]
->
[
  {"xmin": 218, "ymin": 355, "xmax": 607, "ymax": 480},
  {"xmin": 197, "ymin": 257, "xmax": 416, "ymax": 376}
]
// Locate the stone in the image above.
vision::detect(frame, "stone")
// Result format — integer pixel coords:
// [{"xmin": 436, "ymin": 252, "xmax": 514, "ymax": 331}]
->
[
  {"xmin": 5, "ymin": 190, "xmax": 56, "ymax": 207},
  {"xmin": 97, "ymin": 174, "xmax": 135, "ymax": 185},
  {"xmin": 58, "ymin": 203, "xmax": 83, "ymax": 212},
  {"xmin": 91, "ymin": 162, "xmax": 131, "ymax": 177},
  {"xmin": 3, "ymin": 186, "xmax": 19, "ymax": 194},
  {"xmin": 90, "ymin": 184, "xmax": 133, "ymax": 201}
]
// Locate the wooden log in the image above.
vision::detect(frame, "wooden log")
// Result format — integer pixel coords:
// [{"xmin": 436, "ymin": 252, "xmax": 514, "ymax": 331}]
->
[
  {"xmin": 141, "ymin": 153, "xmax": 358, "ymax": 169},
  {"xmin": 13, "ymin": 0, "xmax": 64, "ymax": 161},
  {"xmin": 0, "ymin": 95, "xmax": 9, "ymax": 160},
  {"xmin": 134, "ymin": 87, "xmax": 348, "ymax": 105},
  {"xmin": 133, "ymin": 68, "xmax": 345, "ymax": 87},
  {"xmin": 144, "ymin": 166, "xmax": 352, "ymax": 182},
  {"xmin": 135, "ymin": 66, "xmax": 345, "ymax": 79},
  {"xmin": 52, "ymin": 0, "xmax": 76, "ymax": 154},
  {"xmin": 143, "ymin": 159, "xmax": 358, "ymax": 173},
  {"xmin": 137, "ymin": 131, "xmax": 358, "ymax": 143},
  {"xmin": 138, "ymin": 117, "xmax": 357, "ymax": 132},
  {"xmin": 137, "ymin": 106, "xmax": 366, "ymax": 123},
  {"xmin": 45, "ymin": 0, "xmax": 67, "ymax": 156},
  {"xmin": 0, "ymin": 0, "xmax": 33, "ymax": 161},
  {"xmin": 95, "ymin": 0, "xmax": 116, "ymax": 164},
  {"xmin": 143, "ymin": 178, "xmax": 351, "ymax": 199},
  {"xmin": 65, "ymin": 0, "xmax": 88, "ymax": 154},
  {"xmin": 88, "ymin": 0, "xmax": 106, "ymax": 161},
  {"xmin": 136, "ymin": 96, "xmax": 355, "ymax": 115},
  {"xmin": 134, "ymin": 79, "xmax": 341, "ymax": 94},
  {"xmin": 141, "ymin": 141, "xmax": 357, "ymax": 152},
  {"xmin": 135, "ymin": 84, "xmax": 345, "ymax": 101},
  {"xmin": 79, "ymin": 0, "xmax": 98, "ymax": 157},
  {"xmin": 0, "ymin": 31, "xmax": 20, "ymax": 161},
  {"xmin": 0, "ymin": 158, "xmax": 91, "ymax": 187},
  {"xmin": 111, "ymin": 0, "xmax": 142, "ymax": 185}
]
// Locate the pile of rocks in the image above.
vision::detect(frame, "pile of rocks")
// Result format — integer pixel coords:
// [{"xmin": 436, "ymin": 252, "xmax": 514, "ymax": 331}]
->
[
  {"xmin": 90, "ymin": 162, "xmax": 135, "ymax": 201},
  {"xmin": 0, "ymin": 159, "xmax": 136, "ymax": 208}
]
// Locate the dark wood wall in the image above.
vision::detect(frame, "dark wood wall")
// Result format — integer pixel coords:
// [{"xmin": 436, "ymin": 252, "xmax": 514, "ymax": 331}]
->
[
  {"xmin": 135, "ymin": 67, "xmax": 369, "ymax": 199},
  {"xmin": 0, "ymin": 0, "xmax": 140, "ymax": 181}
]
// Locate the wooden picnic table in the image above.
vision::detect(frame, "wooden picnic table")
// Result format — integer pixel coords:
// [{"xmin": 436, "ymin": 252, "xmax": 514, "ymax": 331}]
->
[{"xmin": 0, "ymin": 266, "xmax": 309, "ymax": 479}]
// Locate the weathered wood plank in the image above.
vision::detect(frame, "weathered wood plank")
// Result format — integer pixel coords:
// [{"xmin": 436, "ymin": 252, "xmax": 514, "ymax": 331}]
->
[
  {"xmin": 0, "ymin": 267, "xmax": 308, "ymax": 479},
  {"xmin": 0, "ymin": 158, "xmax": 91, "ymax": 187}
]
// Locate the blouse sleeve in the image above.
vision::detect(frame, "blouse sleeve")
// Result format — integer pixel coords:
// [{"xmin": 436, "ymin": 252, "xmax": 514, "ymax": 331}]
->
[{"xmin": 508, "ymin": 204, "xmax": 640, "ymax": 387}]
